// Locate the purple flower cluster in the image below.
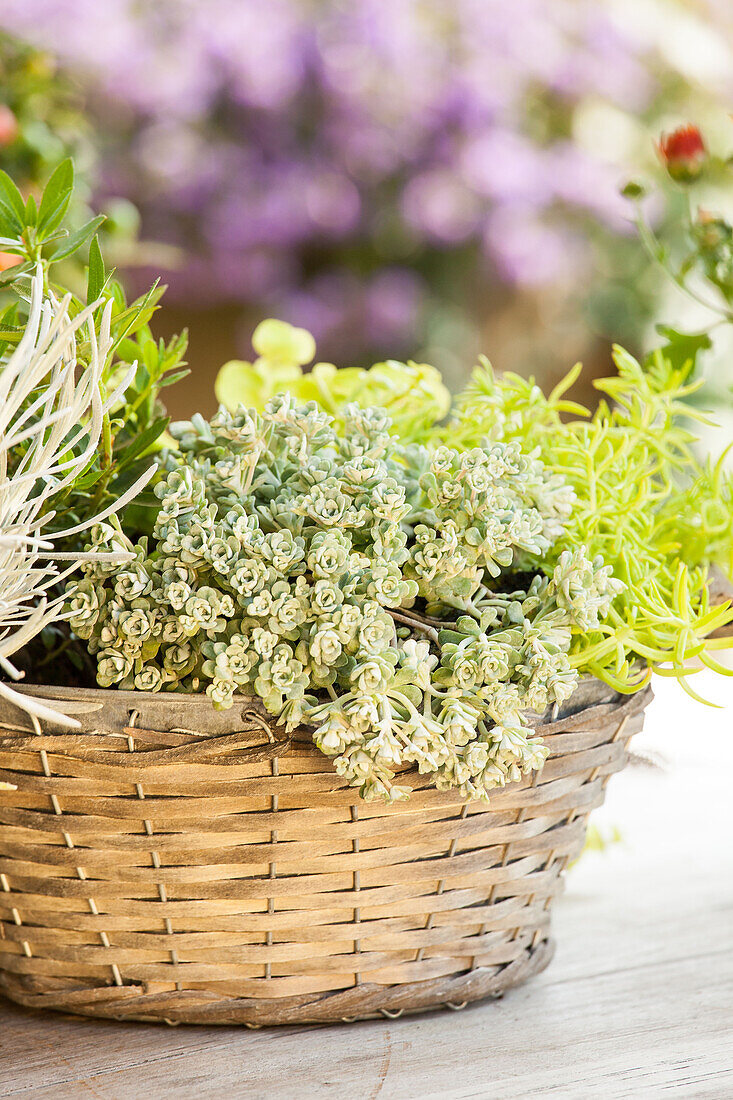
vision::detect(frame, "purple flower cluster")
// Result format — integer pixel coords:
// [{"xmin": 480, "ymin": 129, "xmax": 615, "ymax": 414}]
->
[{"xmin": 0, "ymin": 1, "xmax": 719, "ymax": 361}]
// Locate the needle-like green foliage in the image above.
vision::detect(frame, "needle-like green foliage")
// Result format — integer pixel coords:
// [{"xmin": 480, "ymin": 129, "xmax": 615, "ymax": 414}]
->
[{"xmin": 452, "ymin": 347, "xmax": 733, "ymax": 696}]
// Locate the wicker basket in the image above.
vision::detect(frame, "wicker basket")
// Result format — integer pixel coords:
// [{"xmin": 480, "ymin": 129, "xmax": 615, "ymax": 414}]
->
[{"xmin": 0, "ymin": 678, "xmax": 651, "ymax": 1025}]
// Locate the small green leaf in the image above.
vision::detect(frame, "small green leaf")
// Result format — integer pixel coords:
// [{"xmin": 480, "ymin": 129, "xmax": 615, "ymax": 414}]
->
[
  {"xmin": 24, "ymin": 194, "xmax": 37, "ymax": 226},
  {"xmin": 0, "ymin": 260, "xmax": 32, "ymax": 286},
  {"xmin": 115, "ymin": 336, "xmax": 143, "ymax": 364},
  {"xmin": 73, "ymin": 466, "xmax": 105, "ymax": 490},
  {"xmin": 110, "ymin": 282, "xmax": 164, "ymax": 347},
  {"xmin": 50, "ymin": 214, "xmax": 105, "ymax": 261},
  {"xmin": 621, "ymin": 180, "xmax": 646, "ymax": 200},
  {"xmin": 116, "ymin": 417, "xmax": 169, "ymax": 466},
  {"xmin": 143, "ymin": 339, "xmax": 159, "ymax": 371},
  {"xmin": 37, "ymin": 158, "xmax": 74, "ymax": 237},
  {"xmin": 86, "ymin": 235, "xmax": 105, "ymax": 304},
  {"xmin": 651, "ymin": 326, "xmax": 712, "ymax": 374},
  {"xmin": 0, "ymin": 171, "xmax": 26, "ymax": 233},
  {"xmin": 68, "ymin": 650, "xmax": 85, "ymax": 672},
  {"xmin": 0, "ymin": 212, "xmax": 20, "ymax": 238},
  {"xmin": 109, "ymin": 456, "xmax": 161, "ymax": 497},
  {"xmin": 158, "ymin": 368, "xmax": 190, "ymax": 389}
]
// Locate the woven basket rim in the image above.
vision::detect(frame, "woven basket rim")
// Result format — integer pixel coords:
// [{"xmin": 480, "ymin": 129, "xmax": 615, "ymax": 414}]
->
[
  {"xmin": 1, "ymin": 675, "xmax": 645, "ymax": 745},
  {"xmin": 7, "ymin": 671, "xmax": 633, "ymax": 712},
  {"xmin": 0, "ymin": 676, "xmax": 651, "ymax": 777}
]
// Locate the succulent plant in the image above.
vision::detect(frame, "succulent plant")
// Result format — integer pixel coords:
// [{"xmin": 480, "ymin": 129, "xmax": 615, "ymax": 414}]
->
[
  {"xmin": 218, "ymin": 319, "xmax": 733, "ymax": 704},
  {"xmin": 71, "ymin": 394, "xmax": 622, "ymax": 801}
]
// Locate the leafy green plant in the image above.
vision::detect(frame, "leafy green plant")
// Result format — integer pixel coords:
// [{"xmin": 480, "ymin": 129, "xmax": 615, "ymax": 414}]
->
[
  {"xmin": 0, "ymin": 160, "xmax": 188, "ymax": 536},
  {"xmin": 0, "ymin": 149, "xmax": 715, "ymax": 801},
  {"xmin": 76, "ymin": 319, "xmax": 733, "ymax": 800},
  {"xmin": 0, "ymin": 265, "xmax": 159, "ymax": 733},
  {"xmin": 215, "ymin": 318, "xmax": 451, "ymax": 440}
]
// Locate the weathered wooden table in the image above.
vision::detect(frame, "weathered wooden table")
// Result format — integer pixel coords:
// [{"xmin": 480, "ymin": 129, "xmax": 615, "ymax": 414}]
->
[{"xmin": 1, "ymin": 674, "xmax": 731, "ymax": 1099}]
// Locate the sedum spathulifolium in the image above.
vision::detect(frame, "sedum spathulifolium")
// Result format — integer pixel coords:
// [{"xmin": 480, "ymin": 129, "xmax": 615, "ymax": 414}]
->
[{"xmin": 68, "ymin": 396, "xmax": 621, "ymax": 801}]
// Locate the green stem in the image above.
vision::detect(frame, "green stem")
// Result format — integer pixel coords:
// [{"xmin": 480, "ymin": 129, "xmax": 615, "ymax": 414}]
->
[
  {"xmin": 101, "ymin": 410, "xmax": 113, "ymax": 468},
  {"xmin": 634, "ymin": 208, "xmax": 733, "ymax": 320},
  {"xmin": 35, "ymin": 635, "xmax": 74, "ymax": 669},
  {"xmin": 87, "ymin": 409, "xmax": 115, "ymax": 518}
]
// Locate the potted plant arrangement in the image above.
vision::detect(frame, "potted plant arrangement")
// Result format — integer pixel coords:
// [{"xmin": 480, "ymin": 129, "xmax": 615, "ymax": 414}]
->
[{"xmin": 0, "ymin": 151, "xmax": 731, "ymax": 1026}]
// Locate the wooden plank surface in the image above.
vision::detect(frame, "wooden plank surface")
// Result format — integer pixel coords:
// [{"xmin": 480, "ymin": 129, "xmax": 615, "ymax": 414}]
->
[{"xmin": 1, "ymin": 673, "xmax": 731, "ymax": 1099}]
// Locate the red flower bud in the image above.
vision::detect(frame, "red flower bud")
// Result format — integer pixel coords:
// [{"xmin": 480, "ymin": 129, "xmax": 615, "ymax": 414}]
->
[
  {"xmin": 0, "ymin": 105, "xmax": 18, "ymax": 147},
  {"xmin": 658, "ymin": 125, "xmax": 707, "ymax": 183}
]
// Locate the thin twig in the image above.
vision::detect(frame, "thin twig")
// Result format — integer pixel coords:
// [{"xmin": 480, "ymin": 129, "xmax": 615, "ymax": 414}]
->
[{"xmin": 388, "ymin": 610, "xmax": 441, "ymax": 646}]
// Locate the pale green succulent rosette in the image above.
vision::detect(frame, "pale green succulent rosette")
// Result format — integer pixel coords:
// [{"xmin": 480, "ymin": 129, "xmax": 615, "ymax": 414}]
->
[{"xmin": 71, "ymin": 392, "xmax": 619, "ymax": 803}]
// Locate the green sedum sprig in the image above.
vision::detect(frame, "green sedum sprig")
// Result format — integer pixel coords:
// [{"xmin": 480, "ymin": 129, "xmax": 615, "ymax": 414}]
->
[{"xmin": 452, "ymin": 348, "xmax": 733, "ymax": 697}]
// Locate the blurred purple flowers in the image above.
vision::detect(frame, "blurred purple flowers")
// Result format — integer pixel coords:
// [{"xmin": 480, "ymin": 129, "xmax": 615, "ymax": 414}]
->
[{"xmin": 0, "ymin": 0, "xmax": 713, "ymax": 361}]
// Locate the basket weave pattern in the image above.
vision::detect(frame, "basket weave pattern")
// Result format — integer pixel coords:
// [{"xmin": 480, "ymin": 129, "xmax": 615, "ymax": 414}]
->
[{"xmin": 0, "ymin": 682, "xmax": 650, "ymax": 1025}]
